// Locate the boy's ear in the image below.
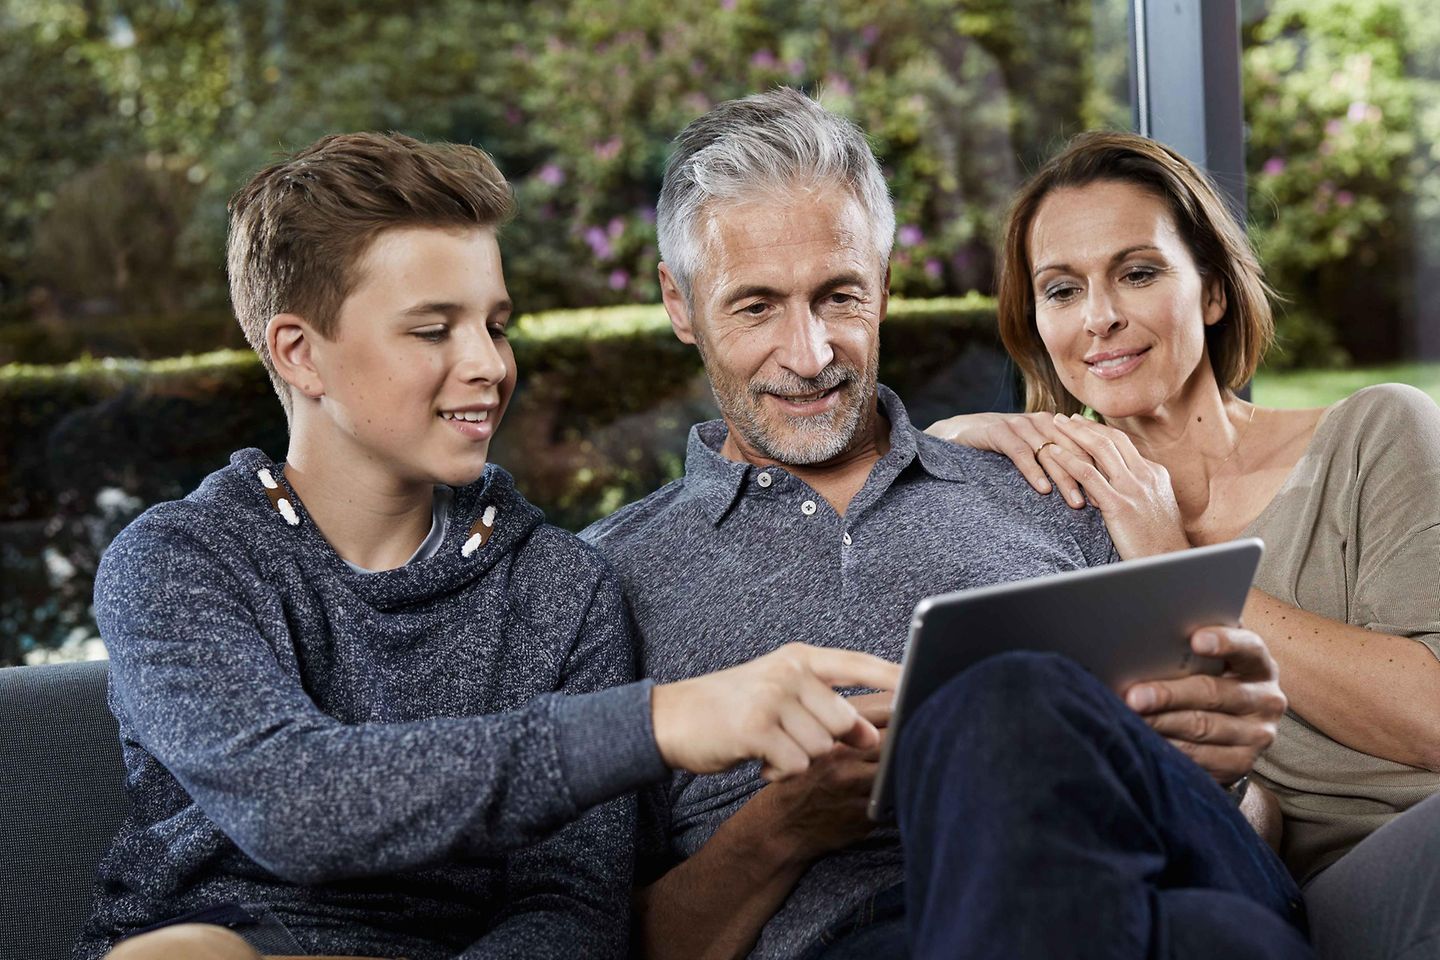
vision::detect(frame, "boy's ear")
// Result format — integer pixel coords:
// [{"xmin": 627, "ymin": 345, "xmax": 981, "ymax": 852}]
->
[
  {"xmin": 658, "ymin": 262, "xmax": 696, "ymax": 346},
  {"xmin": 266, "ymin": 313, "xmax": 325, "ymax": 401}
]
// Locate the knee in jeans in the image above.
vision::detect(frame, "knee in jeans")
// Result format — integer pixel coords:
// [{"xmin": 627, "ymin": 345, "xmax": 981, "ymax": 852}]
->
[
  {"xmin": 919, "ymin": 651, "xmax": 1083, "ymax": 722},
  {"xmin": 106, "ymin": 924, "xmax": 263, "ymax": 960}
]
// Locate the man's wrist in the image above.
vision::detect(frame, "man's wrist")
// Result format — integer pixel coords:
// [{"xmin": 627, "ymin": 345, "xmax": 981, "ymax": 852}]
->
[{"xmin": 736, "ymin": 785, "xmax": 821, "ymax": 871}]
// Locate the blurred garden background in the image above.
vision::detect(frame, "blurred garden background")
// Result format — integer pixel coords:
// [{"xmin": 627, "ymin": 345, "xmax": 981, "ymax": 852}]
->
[{"xmin": 3, "ymin": 0, "xmax": 1439, "ymax": 664}]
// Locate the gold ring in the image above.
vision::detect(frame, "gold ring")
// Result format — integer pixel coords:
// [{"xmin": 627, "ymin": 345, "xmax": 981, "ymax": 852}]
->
[{"xmin": 1035, "ymin": 441, "xmax": 1058, "ymax": 456}]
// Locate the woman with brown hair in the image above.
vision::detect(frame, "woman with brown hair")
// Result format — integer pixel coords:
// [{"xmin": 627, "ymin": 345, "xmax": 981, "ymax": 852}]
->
[{"xmin": 930, "ymin": 130, "xmax": 1440, "ymax": 960}]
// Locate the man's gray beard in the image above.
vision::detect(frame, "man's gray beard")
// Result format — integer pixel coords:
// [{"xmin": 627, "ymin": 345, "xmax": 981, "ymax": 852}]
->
[{"xmin": 700, "ymin": 346, "xmax": 878, "ymax": 466}]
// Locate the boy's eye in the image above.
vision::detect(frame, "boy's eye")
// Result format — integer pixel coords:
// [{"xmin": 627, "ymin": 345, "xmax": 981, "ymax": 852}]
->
[
  {"xmin": 488, "ymin": 324, "xmax": 508, "ymax": 339},
  {"xmin": 413, "ymin": 326, "xmax": 447, "ymax": 342}
]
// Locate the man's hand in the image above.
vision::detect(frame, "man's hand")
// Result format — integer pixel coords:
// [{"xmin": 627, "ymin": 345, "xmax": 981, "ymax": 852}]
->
[
  {"xmin": 747, "ymin": 691, "xmax": 893, "ymax": 861},
  {"xmin": 651, "ymin": 644, "xmax": 900, "ymax": 780},
  {"xmin": 1124, "ymin": 627, "xmax": 1286, "ymax": 785}
]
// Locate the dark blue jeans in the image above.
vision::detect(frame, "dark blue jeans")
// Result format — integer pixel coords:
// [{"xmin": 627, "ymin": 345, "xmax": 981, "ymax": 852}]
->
[{"xmin": 876, "ymin": 651, "xmax": 1310, "ymax": 960}]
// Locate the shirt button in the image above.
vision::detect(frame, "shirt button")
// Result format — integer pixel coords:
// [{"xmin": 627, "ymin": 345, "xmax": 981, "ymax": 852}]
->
[
  {"xmin": 842, "ymin": 532, "xmax": 852, "ymax": 546},
  {"xmin": 756, "ymin": 472, "xmax": 773, "ymax": 488},
  {"xmin": 801, "ymin": 500, "xmax": 817, "ymax": 516}
]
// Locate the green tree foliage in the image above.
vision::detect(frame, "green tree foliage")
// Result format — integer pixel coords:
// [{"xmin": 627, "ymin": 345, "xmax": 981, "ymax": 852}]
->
[
  {"xmin": 1243, "ymin": 0, "xmax": 1440, "ymax": 365},
  {"xmin": 1, "ymin": 0, "xmax": 1127, "ymax": 329},
  {"xmin": 7, "ymin": 0, "xmax": 1434, "ymax": 367}
]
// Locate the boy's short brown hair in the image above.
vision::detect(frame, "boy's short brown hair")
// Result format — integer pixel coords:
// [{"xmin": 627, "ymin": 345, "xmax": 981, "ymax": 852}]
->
[{"xmin": 227, "ymin": 132, "xmax": 515, "ymax": 417}]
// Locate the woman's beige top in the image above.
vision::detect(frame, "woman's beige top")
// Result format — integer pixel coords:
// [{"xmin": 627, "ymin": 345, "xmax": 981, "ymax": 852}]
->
[{"xmin": 1245, "ymin": 383, "xmax": 1440, "ymax": 883}]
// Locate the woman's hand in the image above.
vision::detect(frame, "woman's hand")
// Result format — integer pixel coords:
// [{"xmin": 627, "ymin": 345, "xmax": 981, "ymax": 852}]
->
[
  {"xmin": 1125, "ymin": 627, "xmax": 1286, "ymax": 788},
  {"xmin": 1045, "ymin": 414, "xmax": 1190, "ymax": 559},
  {"xmin": 924, "ymin": 412, "xmax": 1090, "ymax": 508}
]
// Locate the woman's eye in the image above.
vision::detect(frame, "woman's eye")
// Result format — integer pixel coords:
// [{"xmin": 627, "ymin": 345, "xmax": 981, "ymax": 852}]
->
[
  {"xmin": 1043, "ymin": 283, "xmax": 1080, "ymax": 303},
  {"xmin": 1123, "ymin": 267, "xmax": 1158, "ymax": 285}
]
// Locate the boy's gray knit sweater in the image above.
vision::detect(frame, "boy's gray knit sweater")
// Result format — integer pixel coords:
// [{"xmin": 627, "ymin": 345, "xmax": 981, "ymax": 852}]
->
[{"xmin": 75, "ymin": 448, "xmax": 667, "ymax": 960}]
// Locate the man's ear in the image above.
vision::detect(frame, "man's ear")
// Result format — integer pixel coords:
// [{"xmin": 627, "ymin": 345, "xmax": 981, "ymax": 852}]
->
[
  {"xmin": 879, "ymin": 264, "xmax": 891, "ymax": 324},
  {"xmin": 1202, "ymin": 274, "xmax": 1227, "ymax": 327},
  {"xmin": 266, "ymin": 313, "xmax": 325, "ymax": 402},
  {"xmin": 659, "ymin": 262, "xmax": 697, "ymax": 345}
]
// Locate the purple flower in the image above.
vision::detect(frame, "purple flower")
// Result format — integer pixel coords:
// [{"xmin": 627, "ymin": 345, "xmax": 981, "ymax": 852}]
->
[
  {"xmin": 897, "ymin": 224, "xmax": 924, "ymax": 248},
  {"xmin": 505, "ymin": 107, "xmax": 523, "ymax": 125},
  {"xmin": 860, "ymin": 25, "xmax": 880, "ymax": 46},
  {"xmin": 593, "ymin": 137, "xmax": 622, "ymax": 161},
  {"xmin": 924, "ymin": 258, "xmax": 943, "ymax": 280},
  {"xmin": 609, "ymin": 269, "xmax": 631, "ymax": 290},
  {"xmin": 1335, "ymin": 190, "xmax": 1355, "ymax": 207},
  {"xmin": 1262, "ymin": 156, "xmax": 1286, "ymax": 176},
  {"xmin": 1325, "ymin": 118, "xmax": 1345, "ymax": 137},
  {"xmin": 750, "ymin": 49, "xmax": 777, "ymax": 70},
  {"xmin": 787, "ymin": 59, "xmax": 805, "ymax": 78},
  {"xmin": 607, "ymin": 216, "xmax": 625, "ymax": 239},
  {"xmin": 637, "ymin": 205, "xmax": 657, "ymax": 224},
  {"xmin": 1347, "ymin": 100, "xmax": 1369, "ymax": 123},
  {"xmin": 537, "ymin": 163, "xmax": 566, "ymax": 187},
  {"xmin": 721, "ymin": 0, "xmax": 735, "ymax": 9},
  {"xmin": 584, "ymin": 226, "xmax": 613, "ymax": 260},
  {"xmin": 825, "ymin": 75, "xmax": 853, "ymax": 97}
]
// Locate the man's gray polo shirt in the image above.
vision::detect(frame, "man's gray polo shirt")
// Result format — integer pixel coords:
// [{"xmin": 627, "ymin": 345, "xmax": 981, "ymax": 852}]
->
[{"xmin": 582, "ymin": 385, "xmax": 1114, "ymax": 959}]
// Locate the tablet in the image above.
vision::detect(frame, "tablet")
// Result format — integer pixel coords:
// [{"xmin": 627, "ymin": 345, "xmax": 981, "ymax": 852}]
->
[{"xmin": 867, "ymin": 537, "xmax": 1263, "ymax": 821}]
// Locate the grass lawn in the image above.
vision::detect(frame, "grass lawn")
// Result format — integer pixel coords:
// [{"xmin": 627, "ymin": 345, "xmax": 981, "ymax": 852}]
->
[{"xmin": 1251, "ymin": 362, "xmax": 1440, "ymax": 408}]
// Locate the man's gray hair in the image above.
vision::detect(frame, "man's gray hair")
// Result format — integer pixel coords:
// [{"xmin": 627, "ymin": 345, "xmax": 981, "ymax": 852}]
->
[{"xmin": 657, "ymin": 87, "xmax": 896, "ymax": 301}]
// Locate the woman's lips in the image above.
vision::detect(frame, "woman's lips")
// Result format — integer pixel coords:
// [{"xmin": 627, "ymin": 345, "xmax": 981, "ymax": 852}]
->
[{"xmin": 1085, "ymin": 348, "xmax": 1150, "ymax": 380}]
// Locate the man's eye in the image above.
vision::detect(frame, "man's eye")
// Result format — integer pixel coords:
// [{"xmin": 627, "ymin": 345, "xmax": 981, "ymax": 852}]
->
[
  {"xmin": 827, "ymin": 293, "xmax": 857, "ymax": 306},
  {"xmin": 742, "ymin": 302, "xmax": 769, "ymax": 316},
  {"xmin": 413, "ymin": 327, "xmax": 447, "ymax": 342}
]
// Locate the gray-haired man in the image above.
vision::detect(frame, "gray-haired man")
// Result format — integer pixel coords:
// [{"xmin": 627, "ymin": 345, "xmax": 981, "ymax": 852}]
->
[{"xmin": 583, "ymin": 88, "xmax": 1307, "ymax": 960}]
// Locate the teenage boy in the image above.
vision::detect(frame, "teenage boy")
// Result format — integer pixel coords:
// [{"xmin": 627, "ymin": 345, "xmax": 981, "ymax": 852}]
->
[{"xmin": 76, "ymin": 132, "xmax": 898, "ymax": 960}]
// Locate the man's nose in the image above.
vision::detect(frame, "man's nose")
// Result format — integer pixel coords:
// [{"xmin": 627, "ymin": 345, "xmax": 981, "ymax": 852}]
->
[
  {"xmin": 1082, "ymin": 285, "xmax": 1127, "ymax": 338},
  {"xmin": 778, "ymin": 308, "xmax": 835, "ymax": 380}
]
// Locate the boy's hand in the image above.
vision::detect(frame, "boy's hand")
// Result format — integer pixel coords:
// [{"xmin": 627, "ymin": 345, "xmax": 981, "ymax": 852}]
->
[{"xmin": 651, "ymin": 644, "xmax": 901, "ymax": 780}]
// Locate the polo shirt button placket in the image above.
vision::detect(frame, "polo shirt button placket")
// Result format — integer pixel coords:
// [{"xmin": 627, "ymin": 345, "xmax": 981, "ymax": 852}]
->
[
  {"xmin": 757, "ymin": 472, "xmax": 773, "ymax": 489},
  {"xmin": 800, "ymin": 499, "xmax": 817, "ymax": 516},
  {"xmin": 842, "ymin": 531, "xmax": 852, "ymax": 547}
]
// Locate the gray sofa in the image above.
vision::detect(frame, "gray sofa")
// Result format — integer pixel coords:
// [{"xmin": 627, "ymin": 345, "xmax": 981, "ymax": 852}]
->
[{"xmin": 0, "ymin": 661, "xmax": 130, "ymax": 960}]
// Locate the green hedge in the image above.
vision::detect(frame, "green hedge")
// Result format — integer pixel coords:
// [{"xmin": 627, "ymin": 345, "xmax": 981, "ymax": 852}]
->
[
  {"xmin": 0, "ymin": 294, "xmax": 1006, "ymax": 523},
  {"xmin": 0, "ymin": 295, "xmax": 1009, "ymax": 662}
]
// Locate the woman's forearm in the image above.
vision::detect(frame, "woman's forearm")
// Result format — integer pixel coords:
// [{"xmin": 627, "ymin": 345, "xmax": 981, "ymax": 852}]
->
[{"xmin": 1245, "ymin": 589, "xmax": 1440, "ymax": 771}]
